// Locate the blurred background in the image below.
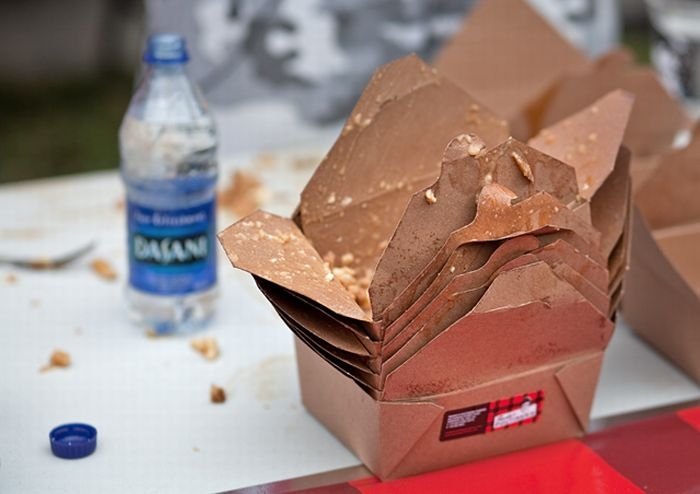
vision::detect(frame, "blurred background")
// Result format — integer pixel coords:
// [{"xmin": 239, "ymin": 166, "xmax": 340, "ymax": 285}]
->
[{"xmin": 0, "ymin": 0, "xmax": 658, "ymax": 183}]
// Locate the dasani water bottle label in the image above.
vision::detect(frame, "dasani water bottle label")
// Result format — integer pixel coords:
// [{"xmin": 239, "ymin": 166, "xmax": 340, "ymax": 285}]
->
[{"xmin": 127, "ymin": 199, "xmax": 216, "ymax": 295}]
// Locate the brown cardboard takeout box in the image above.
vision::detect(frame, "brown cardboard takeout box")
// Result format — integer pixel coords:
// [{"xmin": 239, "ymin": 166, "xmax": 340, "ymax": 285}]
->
[
  {"xmin": 440, "ymin": 0, "xmax": 700, "ymax": 387},
  {"xmin": 218, "ymin": 0, "xmax": 635, "ymax": 479},
  {"xmin": 624, "ymin": 125, "xmax": 700, "ymax": 383}
]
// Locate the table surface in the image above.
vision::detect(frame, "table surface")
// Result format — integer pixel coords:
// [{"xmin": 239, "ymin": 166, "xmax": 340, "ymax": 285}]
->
[{"xmin": 2, "ymin": 146, "xmax": 699, "ymax": 494}]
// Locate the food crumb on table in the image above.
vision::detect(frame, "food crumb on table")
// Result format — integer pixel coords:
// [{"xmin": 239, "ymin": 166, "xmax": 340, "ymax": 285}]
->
[
  {"xmin": 90, "ymin": 258, "xmax": 118, "ymax": 281},
  {"xmin": 191, "ymin": 336, "xmax": 220, "ymax": 361},
  {"xmin": 40, "ymin": 349, "xmax": 71, "ymax": 372},
  {"xmin": 210, "ymin": 384, "xmax": 226, "ymax": 404},
  {"xmin": 218, "ymin": 170, "xmax": 268, "ymax": 218},
  {"xmin": 5, "ymin": 273, "xmax": 17, "ymax": 284}
]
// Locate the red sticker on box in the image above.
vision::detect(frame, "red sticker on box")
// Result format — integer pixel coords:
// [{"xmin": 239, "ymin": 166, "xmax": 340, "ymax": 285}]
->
[{"xmin": 440, "ymin": 391, "xmax": 544, "ymax": 441}]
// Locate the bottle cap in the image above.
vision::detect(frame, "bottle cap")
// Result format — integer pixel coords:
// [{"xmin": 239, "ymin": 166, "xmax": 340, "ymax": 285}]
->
[
  {"xmin": 143, "ymin": 33, "xmax": 189, "ymax": 65},
  {"xmin": 50, "ymin": 423, "xmax": 97, "ymax": 459}
]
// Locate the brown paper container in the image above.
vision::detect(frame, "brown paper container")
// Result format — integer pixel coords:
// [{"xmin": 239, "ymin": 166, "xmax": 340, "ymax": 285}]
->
[
  {"xmin": 624, "ymin": 126, "xmax": 700, "ymax": 382},
  {"xmin": 219, "ymin": 24, "xmax": 632, "ymax": 476},
  {"xmin": 296, "ymin": 339, "xmax": 603, "ymax": 479}
]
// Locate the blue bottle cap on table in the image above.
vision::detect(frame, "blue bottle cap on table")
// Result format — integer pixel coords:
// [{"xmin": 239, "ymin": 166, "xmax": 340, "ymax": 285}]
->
[
  {"xmin": 50, "ymin": 423, "xmax": 97, "ymax": 459},
  {"xmin": 143, "ymin": 33, "xmax": 189, "ymax": 64}
]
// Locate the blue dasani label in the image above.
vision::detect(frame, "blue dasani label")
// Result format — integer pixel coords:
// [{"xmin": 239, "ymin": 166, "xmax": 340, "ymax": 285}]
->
[{"xmin": 127, "ymin": 199, "xmax": 216, "ymax": 295}]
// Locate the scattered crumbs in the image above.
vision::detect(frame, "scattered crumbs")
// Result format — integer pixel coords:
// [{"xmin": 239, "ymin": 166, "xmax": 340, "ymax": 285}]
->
[
  {"xmin": 114, "ymin": 197, "xmax": 125, "ymax": 211},
  {"xmin": 340, "ymin": 196, "xmax": 353, "ymax": 207},
  {"xmin": 327, "ymin": 192, "xmax": 336, "ymax": 205},
  {"xmin": 340, "ymin": 252, "xmax": 354, "ymax": 266},
  {"xmin": 323, "ymin": 251, "xmax": 336, "ymax": 265},
  {"xmin": 253, "ymin": 152, "xmax": 277, "ymax": 169},
  {"xmin": 469, "ymin": 103, "xmax": 480, "ymax": 112},
  {"xmin": 588, "ymin": 132, "xmax": 598, "ymax": 142},
  {"xmin": 331, "ymin": 265, "xmax": 373, "ymax": 313},
  {"xmin": 324, "ymin": 271, "xmax": 335, "ymax": 282},
  {"xmin": 190, "ymin": 336, "xmax": 220, "ymax": 361},
  {"xmin": 40, "ymin": 349, "xmax": 71, "ymax": 373},
  {"xmin": 218, "ymin": 170, "xmax": 268, "ymax": 218},
  {"xmin": 511, "ymin": 152, "xmax": 534, "ymax": 182},
  {"xmin": 192, "ymin": 446, "xmax": 200, "ymax": 453},
  {"xmin": 210, "ymin": 384, "xmax": 226, "ymax": 404},
  {"xmin": 449, "ymin": 266, "xmax": 456, "ymax": 273},
  {"xmin": 352, "ymin": 112, "xmax": 364, "ymax": 126},
  {"xmin": 424, "ymin": 188, "xmax": 437, "ymax": 204},
  {"xmin": 5, "ymin": 273, "xmax": 17, "ymax": 284},
  {"xmin": 591, "ymin": 106, "xmax": 600, "ymax": 114},
  {"xmin": 467, "ymin": 137, "xmax": 486, "ymax": 157},
  {"xmin": 91, "ymin": 258, "xmax": 117, "ymax": 281}
]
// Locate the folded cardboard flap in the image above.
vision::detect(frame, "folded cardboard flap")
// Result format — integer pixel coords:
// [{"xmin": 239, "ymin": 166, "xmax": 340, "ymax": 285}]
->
[
  {"xmin": 636, "ymin": 125, "xmax": 700, "ymax": 230},
  {"xmin": 654, "ymin": 227, "xmax": 700, "ymax": 296},
  {"xmin": 369, "ymin": 140, "xmax": 482, "ymax": 317},
  {"xmin": 370, "ymin": 137, "xmax": 581, "ymax": 319},
  {"xmin": 300, "ymin": 55, "xmax": 508, "ymax": 278},
  {"xmin": 529, "ymin": 90, "xmax": 634, "ymax": 200},
  {"xmin": 373, "ymin": 185, "xmax": 601, "ymax": 326},
  {"xmin": 548, "ymin": 262, "xmax": 609, "ymax": 315},
  {"xmin": 531, "ymin": 239, "xmax": 608, "ymax": 292},
  {"xmin": 218, "ymin": 211, "xmax": 370, "ymax": 322},
  {"xmin": 434, "ymin": 0, "xmax": 589, "ymax": 132},
  {"xmin": 296, "ymin": 339, "xmax": 603, "ymax": 479},
  {"xmin": 591, "ymin": 147, "xmax": 632, "ymax": 261},
  {"xmin": 381, "ymin": 242, "xmax": 495, "ymax": 341},
  {"xmin": 382, "ymin": 236, "xmax": 539, "ymax": 349},
  {"xmin": 538, "ymin": 52, "xmax": 689, "ymax": 162},
  {"xmin": 376, "ymin": 261, "xmax": 611, "ymax": 398},
  {"xmin": 258, "ymin": 280, "xmax": 373, "ymax": 358}
]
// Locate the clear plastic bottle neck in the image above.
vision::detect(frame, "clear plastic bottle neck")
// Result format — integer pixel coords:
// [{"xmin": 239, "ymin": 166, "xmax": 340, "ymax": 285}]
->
[{"xmin": 128, "ymin": 61, "xmax": 210, "ymax": 125}]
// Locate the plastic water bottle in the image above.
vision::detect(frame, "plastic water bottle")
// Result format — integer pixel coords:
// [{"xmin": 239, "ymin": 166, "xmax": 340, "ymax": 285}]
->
[{"xmin": 119, "ymin": 34, "xmax": 218, "ymax": 334}]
